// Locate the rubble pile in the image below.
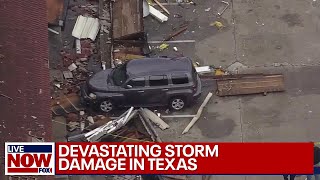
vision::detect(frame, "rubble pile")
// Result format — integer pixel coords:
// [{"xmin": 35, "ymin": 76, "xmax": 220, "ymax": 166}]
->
[{"xmin": 51, "ymin": 0, "xmax": 113, "ymax": 116}]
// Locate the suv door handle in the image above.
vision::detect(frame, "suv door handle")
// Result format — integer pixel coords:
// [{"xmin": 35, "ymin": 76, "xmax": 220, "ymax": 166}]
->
[
  {"xmin": 138, "ymin": 90, "xmax": 144, "ymax": 93},
  {"xmin": 162, "ymin": 89, "xmax": 169, "ymax": 91}
]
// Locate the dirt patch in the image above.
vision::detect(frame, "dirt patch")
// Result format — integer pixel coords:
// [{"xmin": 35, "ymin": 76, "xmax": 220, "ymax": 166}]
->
[{"xmin": 280, "ymin": 13, "xmax": 303, "ymax": 27}]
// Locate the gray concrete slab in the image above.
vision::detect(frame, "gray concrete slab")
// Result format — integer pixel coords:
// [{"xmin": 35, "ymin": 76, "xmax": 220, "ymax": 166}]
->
[
  {"xmin": 143, "ymin": 0, "xmax": 320, "ymax": 179},
  {"xmin": 233, "ymin": 0, "xmax": 320, "ymax": 66}
]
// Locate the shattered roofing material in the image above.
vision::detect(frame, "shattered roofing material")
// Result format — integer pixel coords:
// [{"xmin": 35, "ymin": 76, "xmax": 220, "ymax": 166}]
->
[
  {"xmin": 0, "ymin": 0, "xmax": 52, "ymax": 179},
  {"xmin": 72, "ymin": 15, "xmax": 100, "ymax": 41}
]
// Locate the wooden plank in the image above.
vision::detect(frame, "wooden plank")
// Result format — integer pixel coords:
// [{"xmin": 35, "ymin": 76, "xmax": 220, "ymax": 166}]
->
[
  {"xmin": 200, "ymin": 73, "xmax": 265, "ymax": 80},
  {"xmin": 113, "ymin": 0, "xmax": 144, "ymax": 39},
  {"xmin": 216, "ymin": 74, "xmax": 285, "ymax": 96}
]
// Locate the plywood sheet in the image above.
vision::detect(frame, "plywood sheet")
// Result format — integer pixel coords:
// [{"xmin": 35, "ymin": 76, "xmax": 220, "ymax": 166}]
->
[
  {"xmin": 216, "ymin": 74, "xmax": 285, "ymax": 96},
  {"xmin": 113, "ymin": 0, "xmax": 144, "ymax": 39}
]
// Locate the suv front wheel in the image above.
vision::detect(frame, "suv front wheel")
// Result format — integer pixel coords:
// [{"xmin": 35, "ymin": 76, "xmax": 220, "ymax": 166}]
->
[
  {"xmin": 169, "ymin": 97, "xmax": 186, "ymax": 111},
  {"xmin": 99, "ymin": 99, "xmax": 114, "ymax": 113}
]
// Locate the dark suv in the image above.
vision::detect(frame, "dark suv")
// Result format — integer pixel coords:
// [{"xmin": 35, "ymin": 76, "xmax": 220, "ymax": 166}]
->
[{"xmin": 81, "ymin": 57, "xmax": 202, "ymax": 112}]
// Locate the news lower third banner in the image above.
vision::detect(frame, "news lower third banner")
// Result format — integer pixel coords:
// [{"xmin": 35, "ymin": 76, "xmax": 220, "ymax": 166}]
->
[{"xmin": 4, "ymin": 142, "xmax": 317, "ymax": 176}]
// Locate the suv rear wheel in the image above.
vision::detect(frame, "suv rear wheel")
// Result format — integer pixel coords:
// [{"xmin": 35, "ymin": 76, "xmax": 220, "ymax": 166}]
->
[
  {"xmin": 99, "ymin": 99, "xmax": 114, "ymax": 113},
  {"xmin": 169, "ymin": 97, "xmax": 186, "ymax": 111}
]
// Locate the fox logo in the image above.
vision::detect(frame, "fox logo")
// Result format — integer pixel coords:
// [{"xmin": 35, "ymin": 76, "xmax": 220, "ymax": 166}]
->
[{"xmin": 5, "ymin": 142, "xmax": 55, "ymax": 175}]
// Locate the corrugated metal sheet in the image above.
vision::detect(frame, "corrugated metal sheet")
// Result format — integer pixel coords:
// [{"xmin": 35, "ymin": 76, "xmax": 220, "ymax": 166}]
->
[
  {"xmin": 72, "ymin": 15, "xmax": 100, "ymax": 41},
  {"xmin": 0, "ymin": 0, "xmax": 52, "ymax": 179}
]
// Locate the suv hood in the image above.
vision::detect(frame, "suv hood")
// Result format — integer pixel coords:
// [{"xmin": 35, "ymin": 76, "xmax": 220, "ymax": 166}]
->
[{"xmin": 87, "ymin": 69, "xmax": 114, "ymax": 92}]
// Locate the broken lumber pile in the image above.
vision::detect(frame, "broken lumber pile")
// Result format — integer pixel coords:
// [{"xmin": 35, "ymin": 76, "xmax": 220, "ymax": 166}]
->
[
  {"xmin": 140, "ymin": 108, "xmax": 170, "ymax": 130},
  {"xmin": 216, "ymin": 74, "xmax": 285, "ymax": 96}
]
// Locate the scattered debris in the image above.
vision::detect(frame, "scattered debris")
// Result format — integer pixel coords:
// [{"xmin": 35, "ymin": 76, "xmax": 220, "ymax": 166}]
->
[
  {"xmin": 273, "ymin": 62, "xmax": 281, "ymax": 67},
  {"xmin": 76, "ymin": 39, "xmax": 81, "ymax": 54},
  {"xmin": 48, "ymin": 28, "xmax": 59, "ymax": 35},
  {"xmin": 153, "ymin": 0, "xmax": 170, "ymax": 15},
  {"xmin": 54, "ymin": 83, "xmax": 62, "ymax": 89},
  {"xmin": 143, "ymin": 0, "xmax": 150, "ymax": 17},
  {"xmin": 63, "ymin": 71, "xmax": 73, "ymax": 79},
  {"xmin": 149, "ymin": 5, "xmax": 168, "ymax": 23},
  {"xmin": 85, "ymin": 107, "xmax": 136, "ymax": 142},
  {"xmin": 69, "ymin": 108, "xmax": 160, "ymax": 143},
  {"xmin": 164, "ymin": 25, "xmax": 188, "ymax": 41},
  {"xmin": 173, "ymin": 47, "xmax": 178, "ymax": 51},
  {"xmin": 68, "ymin": 63, "xmax": 77, "ymax": 71},
  {"xmin": 141, "ymin": 108, "xmax": 170, "ymax": 130},
  {"xmin": 87, "ymin": 116, "xmax": 94, "ymax": 124},
  {"xmin": 210, "ymin": 21, "xmax": 225, "ymax": 30},
  {"xmin": 80, "ymin": 111, "xmax": 85, "ymax": 116},
  {"xmin": 216, "ymin": 74, "xmax": 285, "ymax": 96},
  {"xmin": 68, "ymin": 121, "xmax": 79, "ymax": 131},
  {"xmin": 72, "ymin": 15, "xmax": 100, "ymax": 41},
  {"xmin": 174, "ymin": 14, "xmax": 182, "ymax": 18},
  {"xmin": 215, "ymin": 68, "xmax": 226, "ymax": 76},
  {"xmin": 195, "ymin": 66, "xmax": 214, "ymax": 74},
  {"xmin": 31, "ymin": 116, "xmax": 37, "ymax": 119},
  {"xmin": 217, "ymin": 1, "xmax": 230, "ymax": 16},
  {"xmin": 182, "ymin": 92, "xmax": 213, "ymax": 134},
  {"xmin": 159, "ymin": 43, "xmax": 169, "ymax": 51},
  {"xmin": 0, "ymin": 93, "xmax": 13, "ymax": 100},
  {"xmin": 101, "ymin": 62, "xmax": 107, "ymax": 70},
  {"xmin": 189, "ymin": 1, "xmax": 196, "ymax": 5},
  {"xmin": 205, "ymin": 7, "xmax": 211, "ymax": 12}
]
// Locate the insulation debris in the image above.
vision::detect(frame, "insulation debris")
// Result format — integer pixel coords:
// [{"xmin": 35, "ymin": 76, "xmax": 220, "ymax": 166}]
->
[
  {"xmin": 72, "ymin": 15, "xmax": 100, "ymax": 41},
  {"xmin": 149, "ymin": 5, "xmax": 168, "ymax": 23}
]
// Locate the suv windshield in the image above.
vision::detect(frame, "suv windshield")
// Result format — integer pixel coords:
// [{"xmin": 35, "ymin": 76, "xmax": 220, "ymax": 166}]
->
[{"xmin": 112, "ymin": 64, "xmax": 127, "ymax": 86}]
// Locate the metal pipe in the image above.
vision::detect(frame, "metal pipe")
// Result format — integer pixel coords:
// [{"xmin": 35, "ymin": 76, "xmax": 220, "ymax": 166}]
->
[
  {"xmin": 48, "ymin": 28, "xmax": 59, "ymax": 35},
  {"xmin": 217, "ymin": 1, "xmax": 229, "ymax": 16}
]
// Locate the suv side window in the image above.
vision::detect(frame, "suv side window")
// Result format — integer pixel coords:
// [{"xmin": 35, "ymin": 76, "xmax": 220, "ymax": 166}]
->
[
  {"xmin": 127, "ymin": 77, "xmax": 145, "ymax": 88},
  {"xmin": 149, "ymin": 75, "xmax": 168, "ymax": 86},
  {"xmin": 172, "ymin": 74, "xmax": 189, "ymax": 84}
]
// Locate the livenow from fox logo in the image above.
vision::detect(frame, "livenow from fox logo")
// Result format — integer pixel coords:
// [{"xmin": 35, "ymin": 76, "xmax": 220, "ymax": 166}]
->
[{"xmin": 5, "ymin": 142, "xmax": 55, "ymax": 175}]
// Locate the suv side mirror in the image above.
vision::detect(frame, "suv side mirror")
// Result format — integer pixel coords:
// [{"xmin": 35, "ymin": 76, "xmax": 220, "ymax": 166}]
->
[{"xmin": 126, "ymin": 85, "xmax": 133, "ymax": 89}]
